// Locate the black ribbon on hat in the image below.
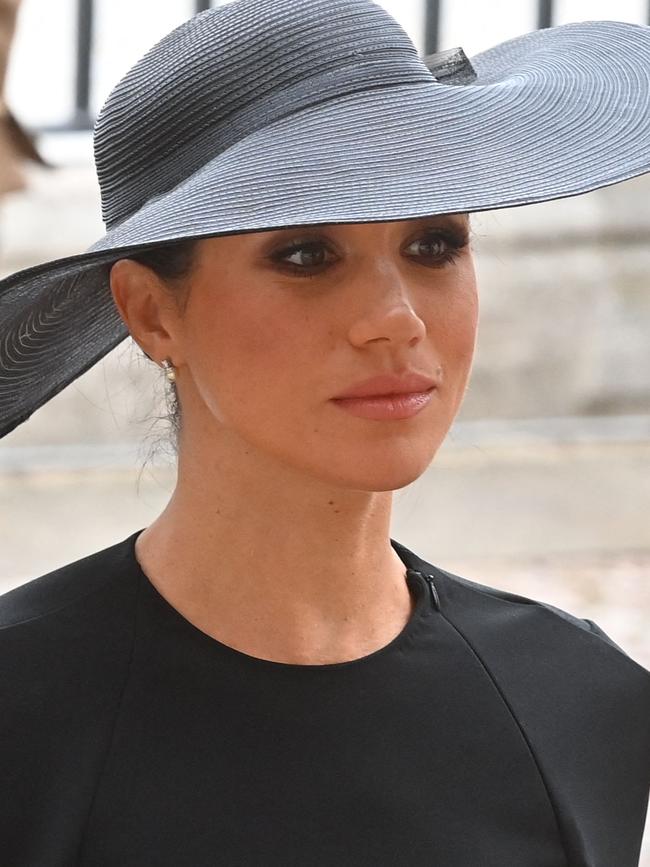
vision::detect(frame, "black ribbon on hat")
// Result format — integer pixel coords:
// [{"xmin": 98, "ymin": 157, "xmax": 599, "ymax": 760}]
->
[{"xmin": 422, "ymin": 47, "xmax": 477, "ymax": 85}]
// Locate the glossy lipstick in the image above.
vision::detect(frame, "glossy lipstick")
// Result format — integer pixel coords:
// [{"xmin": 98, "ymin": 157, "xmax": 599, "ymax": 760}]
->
[
  {"xmin": 331, "ymin": 389, "xmax": 435, "ymax": 420},
  {"xmin": 330, "ymin": 371, "xmax": 437, "ymax": 420}
]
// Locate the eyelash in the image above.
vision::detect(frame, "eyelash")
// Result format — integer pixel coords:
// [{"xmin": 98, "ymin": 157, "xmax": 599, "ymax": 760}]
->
[{"xmin": 269, "ymin": 228, "xmax": 469, "ymax": 278}]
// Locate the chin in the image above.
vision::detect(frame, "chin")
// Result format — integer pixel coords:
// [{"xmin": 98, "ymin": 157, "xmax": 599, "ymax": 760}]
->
[{"xmin": 311, "ymin": 452, "xmax": 437, "ymax": 493}]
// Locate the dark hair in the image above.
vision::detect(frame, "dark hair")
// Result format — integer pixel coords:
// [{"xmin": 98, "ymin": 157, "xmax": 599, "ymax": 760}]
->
[
  {"xmin": 129, "ymin": 238, "xmax": 198, "ymax": 311},
  {"xmin": 125, "ymin": 238, "xmax": 199, "ymax": 457}
]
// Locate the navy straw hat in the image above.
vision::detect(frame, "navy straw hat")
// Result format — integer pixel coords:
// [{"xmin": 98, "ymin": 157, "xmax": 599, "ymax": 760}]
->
[{"xmin": 1, "ymin": 0, "xmax": 650, "ymax": 438}]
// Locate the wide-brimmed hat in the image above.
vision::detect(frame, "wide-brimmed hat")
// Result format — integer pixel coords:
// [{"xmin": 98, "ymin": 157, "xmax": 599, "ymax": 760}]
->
[{"xmin": 1, "ymin": 0, "xmax": 650, "ymax": 439}]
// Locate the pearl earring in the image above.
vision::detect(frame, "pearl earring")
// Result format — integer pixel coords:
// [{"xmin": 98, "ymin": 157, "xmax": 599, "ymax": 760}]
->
[{"xmin": 161, "ymin": 358, "xmax": 176, "ymax": 383}]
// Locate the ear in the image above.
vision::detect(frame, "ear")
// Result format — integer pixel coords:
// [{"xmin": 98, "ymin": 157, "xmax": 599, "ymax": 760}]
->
[{"xmin": 109, "ymin": 259, "xmax": 184, "ymax": 365}]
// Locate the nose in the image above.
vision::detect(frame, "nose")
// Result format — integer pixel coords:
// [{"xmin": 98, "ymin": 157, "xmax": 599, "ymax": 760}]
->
[{"xmin": 346, "ymin": 266, "xmax": 427, "ymax": 348}]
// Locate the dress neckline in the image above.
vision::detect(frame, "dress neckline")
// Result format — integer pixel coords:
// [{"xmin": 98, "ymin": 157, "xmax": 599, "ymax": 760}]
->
[{"xmin": 126, "ymin": 528, "xmax": 439, "ymax": 672}]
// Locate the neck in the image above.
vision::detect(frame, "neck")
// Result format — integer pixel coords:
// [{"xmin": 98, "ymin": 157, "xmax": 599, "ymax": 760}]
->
[{"xmin": 135, "ymin": 431, "xmax": 414, "ymax": 665}]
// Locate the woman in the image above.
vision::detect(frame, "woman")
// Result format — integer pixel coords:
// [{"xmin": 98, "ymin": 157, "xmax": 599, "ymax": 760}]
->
[{"xmin": 1, "ymin": 1, "xmax": 649, "ymax": 864}]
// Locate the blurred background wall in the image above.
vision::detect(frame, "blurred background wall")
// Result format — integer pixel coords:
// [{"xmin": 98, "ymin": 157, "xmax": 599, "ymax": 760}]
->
[{"xmin": 0, "ymin": 1, "xmax": 649, "ymax": 854}]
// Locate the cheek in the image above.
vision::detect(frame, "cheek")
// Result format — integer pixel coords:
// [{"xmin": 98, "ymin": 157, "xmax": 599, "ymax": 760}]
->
[
  {"xmin": 421, "ymin": 265, "xmax": 478, "ymax": 410},
  {"xmin": 184, "ymin": 288, "xmax": 318, "ymax": 424},
  {"xmin": 441, "ymin": 290, "xmax": 478, "ymax": 354},
  {"xmin": 438, "ymin": 273, "xmax": 479, "ymax": 405},
  {"xmin": 428, "ymin": 263, "xmax": 478, "ymax": 351}
]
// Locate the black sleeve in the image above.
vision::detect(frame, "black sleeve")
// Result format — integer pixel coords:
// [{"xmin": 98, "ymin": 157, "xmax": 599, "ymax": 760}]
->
[{"xmin": 581, "ymin": 617, "xmax": 629, "ymax": 656}]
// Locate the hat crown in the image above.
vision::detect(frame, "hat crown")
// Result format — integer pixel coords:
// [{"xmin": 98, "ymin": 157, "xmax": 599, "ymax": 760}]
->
[{"xmin": 93, "ymin": 0, "xmax": 426, "ymax": 230}]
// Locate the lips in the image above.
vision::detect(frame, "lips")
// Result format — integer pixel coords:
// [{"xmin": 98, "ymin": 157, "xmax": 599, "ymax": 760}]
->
[
  {"xmin": 330, "ymin": 389, "xmax": 435, "ymax": 420},
  {"xmin": 332, "ymin": 371, "xmax": 437, "ymax": 400}
]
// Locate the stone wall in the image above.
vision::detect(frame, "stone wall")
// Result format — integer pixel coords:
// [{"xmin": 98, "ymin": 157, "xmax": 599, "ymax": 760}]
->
[{"xmin": 470, "ymin": 173, "xmax": 650, "ymax": 418}]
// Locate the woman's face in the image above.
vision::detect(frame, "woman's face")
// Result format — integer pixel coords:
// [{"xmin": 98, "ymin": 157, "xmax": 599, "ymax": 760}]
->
[{"xmin": 167, "ymin": 215, "xmax": 477, "ymax": 491}]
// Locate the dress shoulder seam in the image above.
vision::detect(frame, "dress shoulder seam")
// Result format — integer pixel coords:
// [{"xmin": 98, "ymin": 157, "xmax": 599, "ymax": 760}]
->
[
  {"xmin": 436, "ymin": 606, "xmax": 572, "ymax": 863},
  {"xmin": 0, "ymin": 574, "xmax": 121, "ymax": 631},
  {"xmin": 0, "ymin": 541, "xmax": 134, "ymax": 631}
]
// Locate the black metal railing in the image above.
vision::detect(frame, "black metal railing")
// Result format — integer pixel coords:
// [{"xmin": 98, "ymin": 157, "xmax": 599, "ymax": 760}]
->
[
  {"xmin": 43, "ymin": 0, "xmax": 650, "ymax": 132},
  {"xmin": 72, "ymin": 0, "xmax": 93, "ymax": 129},
  {"xmin": 49, "ymin": 0, "xmax": 216, "ymax": 132},
  {"xmin": 424, "ymin": 0, "xmax": 650, "ymax": 52},
  {"xmin": 536, "ymin": 0, "xmax": 554, "ymax": 31}
]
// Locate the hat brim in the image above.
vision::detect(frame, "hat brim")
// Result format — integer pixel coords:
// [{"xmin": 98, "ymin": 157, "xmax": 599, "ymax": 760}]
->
[{"xmin": 2, "ymin": 19, "xmax": 650, "ymax": 438}]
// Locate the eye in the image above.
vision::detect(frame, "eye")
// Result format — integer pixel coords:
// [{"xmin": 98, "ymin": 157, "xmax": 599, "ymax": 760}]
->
[
  {"xmin": 269, "ymin": 226, "xmax": 469, "ymax": 278},
  {"xmin": 271, "ymin": 239, "xmax": 336, "ymax": 274},
  {"xmin": 403, "ymin": 230, "xmax": 467, "ymax": 266}
]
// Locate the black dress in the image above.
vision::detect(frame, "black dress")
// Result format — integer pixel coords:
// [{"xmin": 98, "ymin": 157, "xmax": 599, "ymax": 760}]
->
[{"xmin": 1, "ymin": 529, "xmax": 649, "ymax": 866}]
